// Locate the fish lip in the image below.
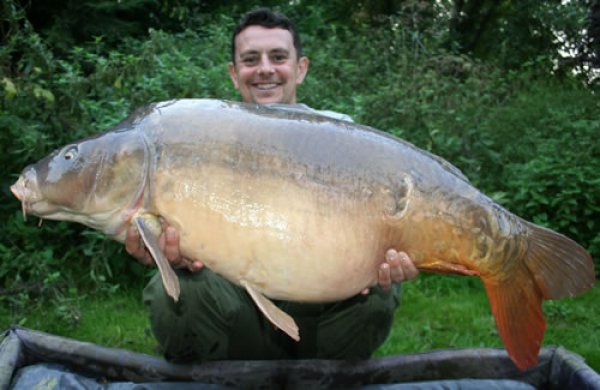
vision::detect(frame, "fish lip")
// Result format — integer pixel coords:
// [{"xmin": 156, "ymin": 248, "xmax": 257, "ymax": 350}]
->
[
  {"xmin": 10, "ymin": 176, "xmax": 34, "ymax": 201},
  {"xmin": 11, "ymin": 174, "xmax": 43, "ymax": 221},
  {"xmin": 10, "ymin": 181, "xmax": 30, "ymax": 221},
  {"xmin": 10, "ymin": 182, "xmax": 23, "ymax": 201}
]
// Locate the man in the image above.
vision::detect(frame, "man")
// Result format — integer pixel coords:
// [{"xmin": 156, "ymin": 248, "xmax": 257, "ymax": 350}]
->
[{"xmin": 125, "ymin": 8, "xmax": 418, "ymax": 362}]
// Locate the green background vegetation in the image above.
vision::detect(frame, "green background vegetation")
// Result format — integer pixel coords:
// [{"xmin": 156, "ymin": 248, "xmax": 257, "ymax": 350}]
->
[{"xmin": 1, "ymin": 0, "xmax": 599, "ymax": 372}]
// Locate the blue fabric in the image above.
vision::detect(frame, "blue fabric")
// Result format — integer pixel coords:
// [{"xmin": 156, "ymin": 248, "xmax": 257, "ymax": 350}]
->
[
  {"xmin": 11, "ymin": 364, "xmax": 232, "ymax": 389},
  {"xmin": 12, "ymin": 363, "xmax": 536, "ymax": 390}
]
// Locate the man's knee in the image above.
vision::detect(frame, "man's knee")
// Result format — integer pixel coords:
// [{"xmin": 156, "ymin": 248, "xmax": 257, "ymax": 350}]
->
[
  {"xmin": 142, "ymin": 269, "xmax": 246, "ymax": 362},
  {"xmin": 316, "ymin": 285, "xmax": 402, "ymax": 359}
]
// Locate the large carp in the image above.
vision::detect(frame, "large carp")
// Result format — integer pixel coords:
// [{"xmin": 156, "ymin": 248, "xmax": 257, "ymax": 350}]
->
[{"xmin": 11, "ymin": 99, "xmax": 594, "ymax": 370}]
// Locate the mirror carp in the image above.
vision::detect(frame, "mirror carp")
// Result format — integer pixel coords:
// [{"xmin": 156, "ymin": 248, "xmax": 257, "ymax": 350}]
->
[{"xmin": 11, "ymin": 99, "xmax": 595, "ymax": 370}]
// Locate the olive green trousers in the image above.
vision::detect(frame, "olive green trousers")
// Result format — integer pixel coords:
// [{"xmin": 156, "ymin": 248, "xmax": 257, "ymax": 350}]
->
[{"xmin": 143, "ymin": 268, "xmax": 401, "ymax": 363}]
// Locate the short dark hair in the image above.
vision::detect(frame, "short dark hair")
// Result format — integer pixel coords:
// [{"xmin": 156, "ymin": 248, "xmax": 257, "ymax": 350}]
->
[{"xmin": 231, "ymin": 8, "xmax": 303, "ymax": 63}]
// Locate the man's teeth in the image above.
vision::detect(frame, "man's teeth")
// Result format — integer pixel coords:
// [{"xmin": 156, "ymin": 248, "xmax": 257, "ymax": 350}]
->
[{"xmin": 255, "ymin": 84, "xmax": 277, "ymax": 90}]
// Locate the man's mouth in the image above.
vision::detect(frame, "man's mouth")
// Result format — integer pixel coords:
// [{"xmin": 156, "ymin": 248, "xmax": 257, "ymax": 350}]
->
[{"xmin": 254, "ymin": 83, "xmax": 278, "ymax": 91}]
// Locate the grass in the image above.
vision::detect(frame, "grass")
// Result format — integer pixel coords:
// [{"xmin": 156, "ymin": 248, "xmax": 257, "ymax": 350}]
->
[
  {"xmin": 0, "ymin": 288, "xmax": 158, "ymax": 356},
  {"xmin": 1, "ymin": 275, "xmax": 598, "ymax": 372},
  {"xmin": 376, "ymin": 274, "xmax": 600, "ymax": 372}
]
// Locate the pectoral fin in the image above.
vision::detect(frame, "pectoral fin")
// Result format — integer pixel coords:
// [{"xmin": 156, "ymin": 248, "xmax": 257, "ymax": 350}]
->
[
  {"xmin": 133, "ymin": 215, "xmax": 181, "ymax": 302},
  {"xmin": 240, "ymin": 280, "xmax": 300, "ymax": 341}
]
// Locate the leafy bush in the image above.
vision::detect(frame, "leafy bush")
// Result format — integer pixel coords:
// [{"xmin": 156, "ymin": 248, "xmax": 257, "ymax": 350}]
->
[{"xmin": 0, "ymin": 6, "xmax": 238, "ymax": 315}]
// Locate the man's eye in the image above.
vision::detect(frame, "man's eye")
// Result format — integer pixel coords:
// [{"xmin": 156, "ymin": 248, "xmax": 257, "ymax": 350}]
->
[
  {"xmin": 272, "ymin": 54, "xmax": 287, "ymax": 62},
  {"xmin": 242, "ymin": 57, "xmax": 258, "ymax": 65}
]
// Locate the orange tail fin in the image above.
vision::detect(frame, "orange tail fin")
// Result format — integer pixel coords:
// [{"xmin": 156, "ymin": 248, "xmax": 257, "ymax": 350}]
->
[{"xmin": 482, "ymin": 221, "xmax": 594, "ymax": 371}]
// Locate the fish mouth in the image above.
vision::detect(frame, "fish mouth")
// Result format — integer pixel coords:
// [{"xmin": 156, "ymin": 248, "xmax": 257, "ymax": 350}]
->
[{"xmin": 10, "ymin": 173, "xmax": 41, "ymax": 221}]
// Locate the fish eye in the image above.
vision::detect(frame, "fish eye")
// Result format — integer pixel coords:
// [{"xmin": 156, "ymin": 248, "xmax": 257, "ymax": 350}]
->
[{"xmin": 63, "ymin": 146, "xmax": 78, "ymax": 161}]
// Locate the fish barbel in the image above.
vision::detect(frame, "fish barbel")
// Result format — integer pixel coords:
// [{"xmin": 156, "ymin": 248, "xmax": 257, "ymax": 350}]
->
[{"xmin": 10, "ymin": 99, "xmax": 595, "ymax": 370}]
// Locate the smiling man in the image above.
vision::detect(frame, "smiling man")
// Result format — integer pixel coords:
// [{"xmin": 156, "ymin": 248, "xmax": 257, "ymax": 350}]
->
[
  {"xmin": 126, "ymin": 8, "xmax": 418, "ymax": 363},
  {"xmin": 228, "ymin": 23, "xmax": 308, "ymax": 104}
]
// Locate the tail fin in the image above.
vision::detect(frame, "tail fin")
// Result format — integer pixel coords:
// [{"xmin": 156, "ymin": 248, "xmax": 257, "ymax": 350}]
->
[
  {"xmin": 523, "ymin": 222, "xmax": 595, "ymax": 299},
  {"xmin": 483, "ymin": 271, "xmax": 545, "ymax": 370},
  {"xmin": 482, "ymin": 221, "xmax": 594, "ymax": 371}
]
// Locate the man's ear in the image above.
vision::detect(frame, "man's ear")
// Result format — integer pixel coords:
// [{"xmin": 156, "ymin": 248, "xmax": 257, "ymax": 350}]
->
[
  {"xmin": 228, "ymin": 63, "xmax": 240, "ymax": 89},
  {"xmin": 295, "ymin": 56, "xmax": 310, "ymax": 84}
]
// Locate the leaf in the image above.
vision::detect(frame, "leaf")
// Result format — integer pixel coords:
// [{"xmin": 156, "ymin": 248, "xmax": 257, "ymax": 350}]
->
[
  {"xmin": 32, "ymin": 85, "xmax": 55, "ymax": 104},
  {"xmin": 2, "ymin": 78, "xmax": 18, "ymax": 99}
]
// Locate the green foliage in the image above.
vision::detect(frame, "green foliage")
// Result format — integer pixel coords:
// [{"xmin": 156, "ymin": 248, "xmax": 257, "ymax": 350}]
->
[{"xmin": 480, "ymin": 85, "xmax": 600, "ymax": 258}]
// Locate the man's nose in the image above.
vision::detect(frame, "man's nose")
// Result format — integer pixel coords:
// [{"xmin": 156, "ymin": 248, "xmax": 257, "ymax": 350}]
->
[{"xmin": 257, "ymin": 55, "xmax": 275, "ymax": 74}]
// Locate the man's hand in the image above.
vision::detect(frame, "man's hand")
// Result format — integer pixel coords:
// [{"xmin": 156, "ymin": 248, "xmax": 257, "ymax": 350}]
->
[
  {"xmin": 125, "ymin": 224, "xmax": 204, "ymax": 272},
  {"xmin": 362, "ymin": 249, "xmax": 419, "ymax": 294}
]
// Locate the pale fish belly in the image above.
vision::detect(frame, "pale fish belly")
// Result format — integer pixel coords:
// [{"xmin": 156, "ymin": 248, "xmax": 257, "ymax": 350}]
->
[{"xmin": 152, "ymin": 164, "xmax": 389, "ymax": 302}]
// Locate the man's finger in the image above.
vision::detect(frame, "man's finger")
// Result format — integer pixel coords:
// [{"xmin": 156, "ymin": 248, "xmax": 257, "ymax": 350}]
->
[
  {"xmin": 378, "ymin": 262, "xmax": 392, "ymax": 291},
  {"xmin": 386, "ymin": 249, "xmax": 406, "ymax": 283},
  {"xmin": 125, "ymin": 225, "xmax": 153, "ymax": 266},
  {"xmin": 398, "ymin": 251, "xmax": 419, "ymax": 280},
  {"xmin": 125, "ymin": 225, "xmax": 140, "ymax": 254},
  {"xmin": 164, "ymin": 226, "xmax": 182, "ymax": 264},
  {"xmin": 188, "ymin": 260, "xmax": 205, "ymax": 272}
]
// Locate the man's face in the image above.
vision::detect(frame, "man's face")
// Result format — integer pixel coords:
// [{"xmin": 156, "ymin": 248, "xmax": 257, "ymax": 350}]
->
[{"xmin": 229, "ymin": 25, "xmax": 309, "ymax": 104}]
